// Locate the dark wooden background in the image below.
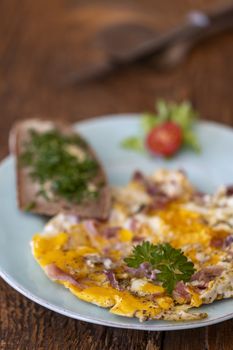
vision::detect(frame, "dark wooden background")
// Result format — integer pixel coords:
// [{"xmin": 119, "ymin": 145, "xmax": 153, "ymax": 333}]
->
[{"xmin": 1, "ymin": 0, "xmax": 233, "ymax": 349}]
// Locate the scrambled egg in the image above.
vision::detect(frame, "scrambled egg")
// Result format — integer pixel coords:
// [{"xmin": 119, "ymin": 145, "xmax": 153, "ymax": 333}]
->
[{"xmin": 31, "ymin": 169, "xmax": 233, "ymax": 322}]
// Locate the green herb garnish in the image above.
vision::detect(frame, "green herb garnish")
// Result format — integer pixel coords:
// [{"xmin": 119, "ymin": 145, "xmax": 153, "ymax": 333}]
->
[
  {"xmin": 20, "ymin": 129, "xmax": 99, "ymax": 203},
  {"xmin": 121, "ymin": 99, "xmax": 201, "ymax": 155},
  {"xmin": 24, "ymin": 201, "xmax": 37, "ymax": 212},
  {"xmin": 121, "ymin": 136, "xmax": 144, "ymax": 152},
  {"xmin": 124, "ymin": 241, "xmax": 195, "ymax": 294}
]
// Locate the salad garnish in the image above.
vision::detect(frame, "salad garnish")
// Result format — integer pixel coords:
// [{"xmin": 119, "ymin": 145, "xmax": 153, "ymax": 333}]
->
[{"xmin": 121, "ymin": 100, "xmax": 201, "ymax": 157}]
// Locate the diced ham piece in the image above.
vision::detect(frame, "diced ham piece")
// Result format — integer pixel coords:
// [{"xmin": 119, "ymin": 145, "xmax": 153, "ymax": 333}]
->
[
  {"xmin": 45, "ymin": 264, "xmax": 83, "ymax": 288},
  {"xmin": 144, "ymin": 196, "xmax": 172, "ymax": 212},
  {"xmin": 132, "ymin": 170, "xmax": 145, "ymax": 182},
  {"xmin": 83, "ymin": 220, "xmax": 99, "ymax": 236},
  {"xmin": 146, "ymin": 183, "xmax": 161, "ymax": 197},
  {"xmin": 125, "ymin": 262, "xmax": 159, "ymax": 280},
  {"xmin": 210, "ymin": 234, "xmax": 233, "ymax": 249},
  {"xmin": 102, "ymin": 226, "xmax": 121, "ymax": 238},
  {"xmin": 173, "ymin": 281, "xmax": 191, "ymax": 303},
  {"xmin": 192, "ymin": 191, "xmax": 206, "ymax": 205},
  {"xmin": 224, "ymin": 235, "xmax": 233, "ymax": 247},
  {"xmin": 191, "ymin": 266, "xmax": 224, "ymax": 286},
  {"xmin": 132, "ymin": 171, "xmax": 161, "ymax": 197},
  {"xmin": 132, "ymin": 170, "xmax": 176, "ymax": 211},
  {"xmin": 83, "ymin": 220, "xmax": 121, "ymax": 239},
  {"xmin": 210, "ymin": 237, "xmax": 224, "ymax": 248},
  {"xmin": 132, "ymin": 236, "xmax": 144, "ymax": 243},
  {"xmin": 226, "ymin": 185, "xmax": 233, "ymax": 196},
  {"xmin": 129, "ymin": 218, "xmax": 140, "ymax": 233},
  {"xmin": 104, "ymin": 270, "xmax": 122, "ymax": 290}
]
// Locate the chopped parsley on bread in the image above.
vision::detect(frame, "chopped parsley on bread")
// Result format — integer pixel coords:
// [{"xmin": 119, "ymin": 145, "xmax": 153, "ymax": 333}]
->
[{"xmin": 10, "ymin": 119, "xmax": 111, "ymax": 219}]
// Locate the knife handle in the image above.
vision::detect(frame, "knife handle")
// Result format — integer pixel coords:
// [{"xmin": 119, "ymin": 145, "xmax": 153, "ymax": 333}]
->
[{"xmin": 109, "ymin": 4, "xmax": 233, "ymax": 64}]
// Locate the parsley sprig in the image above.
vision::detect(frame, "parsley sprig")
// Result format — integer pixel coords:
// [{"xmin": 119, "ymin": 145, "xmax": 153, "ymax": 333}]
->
[
  {"xmin": 121, "ymin": 99, "xmax": 201, "ymax": 154},
  {"xmin": 124, "ymin": 241, "xmax": 195, "ymax": 294}
]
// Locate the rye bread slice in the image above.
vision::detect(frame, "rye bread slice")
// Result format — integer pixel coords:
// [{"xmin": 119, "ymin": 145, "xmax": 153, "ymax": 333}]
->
[{"xmin": 10, "ymin": 119, "xmax": 111, "ymax": 220}]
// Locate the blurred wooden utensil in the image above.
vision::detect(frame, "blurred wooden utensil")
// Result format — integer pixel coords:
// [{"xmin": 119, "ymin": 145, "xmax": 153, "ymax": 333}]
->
[{"xmin": 63, "ymin": 4, "xmax": 233, "ymax": 85}]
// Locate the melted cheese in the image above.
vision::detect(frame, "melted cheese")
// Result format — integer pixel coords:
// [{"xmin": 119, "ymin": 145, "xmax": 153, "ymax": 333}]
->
[
  {"xmin": 189, "ymin": 289, "xmax": 202, "ymax": 307},
  {"xmin": 158, "ymin": 207, "xmax": 211, "ymax": 247},
  {"xmin": 70, "ymin": 285, "xmax": 117, "ymax": 308},
  {"xmin": 32, "ymin": 232, "xmax": 97, "ymax": 271},
  {"xmin": 119, "ymin": 228, "xmax": 133, "ymax": 242},
  {"xmin": 130, "ymin": 279, "xmax": 165, "ymax": 296},
  {"xmin": 65, "ymin": 283, "xmax": 167, "ymax": 321},
  {"xmin": 156, "ymin": 296, "xmax": 173, "ymax": 310},
  {"xmin": 110, "ymin": 293, "xmax": 162, "ymax": 320}
]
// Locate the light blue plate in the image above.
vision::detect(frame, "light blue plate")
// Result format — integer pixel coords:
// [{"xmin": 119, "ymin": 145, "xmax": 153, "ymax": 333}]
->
[{"xmin": 1, "ymin": 115, "xmax": 233, "ymax": 331}]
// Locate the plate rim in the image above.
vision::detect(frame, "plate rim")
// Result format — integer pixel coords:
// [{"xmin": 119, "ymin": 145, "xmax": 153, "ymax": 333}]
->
[
  {"xmin": 1, "ymin": 265, "xmax": 233, "ymax": 331},
  {"xmin": 1, "ymin": 116, "xmax": 233, "ymax": 331},
  {"xmin": 76, "ymin": 113, "xmax": 232, "ymax": 135}
]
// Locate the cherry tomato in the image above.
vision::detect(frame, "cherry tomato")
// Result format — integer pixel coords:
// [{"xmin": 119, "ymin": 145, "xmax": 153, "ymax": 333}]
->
[{"xmin": 146, "ymin": 122, "xmax": 182, "ymax": 157}]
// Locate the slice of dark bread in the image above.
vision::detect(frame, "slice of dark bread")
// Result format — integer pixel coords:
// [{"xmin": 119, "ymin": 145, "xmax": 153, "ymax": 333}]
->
[{"xmin": 10, "ymin": 119, "xmax": 111, "ymax": 220}]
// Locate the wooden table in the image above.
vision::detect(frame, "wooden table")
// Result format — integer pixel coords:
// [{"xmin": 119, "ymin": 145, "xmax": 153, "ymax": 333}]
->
[{"xmin": 1, "ymin": 0, "xmax": 233, "ymax": 349}]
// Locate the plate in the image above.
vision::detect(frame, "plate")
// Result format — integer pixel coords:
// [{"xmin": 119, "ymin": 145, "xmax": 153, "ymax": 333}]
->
[{"xmin": 1, "ymin": 114, "xmax": 233, "ymax": 331}]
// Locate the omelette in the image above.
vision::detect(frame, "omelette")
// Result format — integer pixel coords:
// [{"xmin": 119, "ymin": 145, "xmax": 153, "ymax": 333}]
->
[{"xmin": 31, "ymin": 169, "xmax": 233, "ymax": 322}]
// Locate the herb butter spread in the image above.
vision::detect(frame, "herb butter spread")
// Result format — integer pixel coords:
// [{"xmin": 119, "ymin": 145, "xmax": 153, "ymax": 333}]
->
[{"xmin": 20, "ymin": 129, "xmax": 100, "ymax": 203}]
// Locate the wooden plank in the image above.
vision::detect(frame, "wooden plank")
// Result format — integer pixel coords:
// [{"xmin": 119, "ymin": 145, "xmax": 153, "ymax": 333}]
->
[
  {"xmin": 163, "ymin": 329, "xmax": 206, "ymax": 350},
  {"xmin": 0, "ymin": 280, "xmax": 163, "ymax": 350},
  {"xmin": 206, "ymin": 320, "xmax": 233, "ymax": 350},
  {"xmin": 0, "ymin": 0, "xmax": 233, "ymax": 349}
]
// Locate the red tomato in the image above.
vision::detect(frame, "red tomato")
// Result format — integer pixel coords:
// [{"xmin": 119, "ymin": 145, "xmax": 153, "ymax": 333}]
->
[{"xmin": 146, "ymin": 122, "xmax": 182, "ymax": 157}]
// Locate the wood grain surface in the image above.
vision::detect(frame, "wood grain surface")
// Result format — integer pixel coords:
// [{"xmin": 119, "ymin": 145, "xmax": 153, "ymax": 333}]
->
[{"xmin": 0, "ymin": 0, "xmax": 233, "ymax": 349}]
